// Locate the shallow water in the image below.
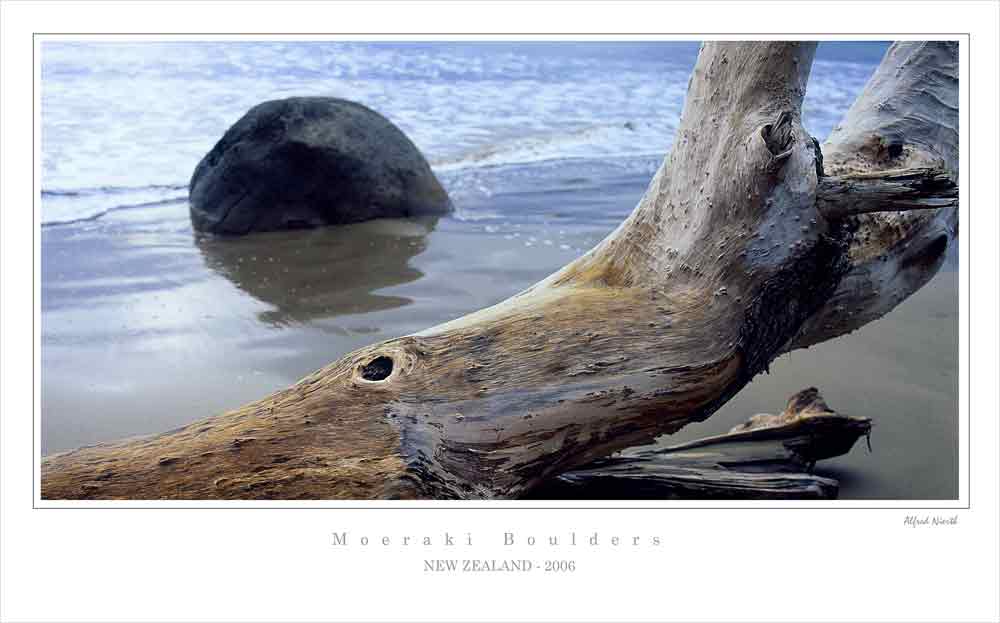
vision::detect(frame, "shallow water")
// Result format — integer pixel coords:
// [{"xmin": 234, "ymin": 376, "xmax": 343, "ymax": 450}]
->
[{"xmin": 39, "ymin": 41, "xmax": 957, "ymax": 499}]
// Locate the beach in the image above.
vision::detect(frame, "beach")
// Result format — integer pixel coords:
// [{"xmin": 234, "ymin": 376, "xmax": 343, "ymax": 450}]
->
[{"xmin": 40, "ymin": 40, "xmax": 958, "ymax": 499}]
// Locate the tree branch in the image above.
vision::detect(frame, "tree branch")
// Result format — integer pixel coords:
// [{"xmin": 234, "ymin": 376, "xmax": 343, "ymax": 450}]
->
[
  {"xmin": 536, "ymin": 388, "xmax": 870, "ymax": 500},
  {"xmin": 816, "ymin": 166, "xmax": 957, "ymax": 219},
  {"xmin": 787, "ymin": 41, "xmax": 959, "ymax": 352}
]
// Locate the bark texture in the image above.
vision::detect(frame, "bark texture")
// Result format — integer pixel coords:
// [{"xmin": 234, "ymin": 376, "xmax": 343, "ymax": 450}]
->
[
  {"xmin": 816, "ymin": 166, "xmax": 956, "ymax": 219},
  {"xmin": 42, "ymin": 41, "xmax": 958, "ymax": 501}
]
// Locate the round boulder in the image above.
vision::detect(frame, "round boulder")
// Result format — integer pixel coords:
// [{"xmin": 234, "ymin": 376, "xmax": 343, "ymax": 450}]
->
[{"xmin": 189, "ymin": 97, "xmax": 452, "ymax": 235}]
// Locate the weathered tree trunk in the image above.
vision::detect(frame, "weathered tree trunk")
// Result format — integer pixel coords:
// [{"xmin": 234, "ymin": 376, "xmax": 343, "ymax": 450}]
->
[
  {"xmin": 787, "ymin": 40, "xmax": 959, "ymax": 350},
  {"xmin": 41, "ymin": 41, "xmax": 958, "ymax": 500}
]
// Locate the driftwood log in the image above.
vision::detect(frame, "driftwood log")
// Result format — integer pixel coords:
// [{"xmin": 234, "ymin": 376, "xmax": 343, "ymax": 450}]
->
[
  {"xmin": 535, "ymin": 388, "xmax": 871, "ymax": 499},
  {"xmin": 41, "ymin": 41, "xmax": 958, "ymax": 500}
]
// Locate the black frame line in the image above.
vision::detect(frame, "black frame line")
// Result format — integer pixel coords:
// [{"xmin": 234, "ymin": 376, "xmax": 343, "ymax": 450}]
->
[{"xmin": 30, "ymin": 32, "xmax": 973, "ymax": 510}]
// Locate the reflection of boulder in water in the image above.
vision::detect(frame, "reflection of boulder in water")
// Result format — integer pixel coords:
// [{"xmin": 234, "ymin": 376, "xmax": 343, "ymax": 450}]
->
[{"xmin": 197, "ymin": 217, "xmax": 437, "ymax": 326}]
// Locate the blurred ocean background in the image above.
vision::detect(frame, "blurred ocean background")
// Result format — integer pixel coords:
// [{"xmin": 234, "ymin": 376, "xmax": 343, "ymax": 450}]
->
[
  {"xmin": 40, "ymin": 41, "xmax": 890, "ymax": 225},
  {"xmin": 40, "ymin": 41, "xmax": 958, "ymax": 499}
]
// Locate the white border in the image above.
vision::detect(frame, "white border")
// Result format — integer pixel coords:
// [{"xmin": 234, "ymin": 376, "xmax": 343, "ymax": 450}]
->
[{"xmin": 3, "ymin": 2, "xmax": 998, "ymax": 622}]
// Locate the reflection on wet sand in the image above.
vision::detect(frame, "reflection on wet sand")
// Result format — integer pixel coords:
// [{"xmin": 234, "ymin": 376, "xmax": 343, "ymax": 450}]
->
[{"xmin": 196, "ymin": 216, "xmax": 438, "ymax": 327}]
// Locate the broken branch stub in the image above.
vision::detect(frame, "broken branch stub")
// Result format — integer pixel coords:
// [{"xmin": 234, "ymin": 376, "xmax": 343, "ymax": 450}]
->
[
  {"xmin": 41, "ymin": 41, "xmax": 957, "ymax": 501},
  {"xmin": 816, "ymin": 167, "xmax": 957, "ymax": 219}
]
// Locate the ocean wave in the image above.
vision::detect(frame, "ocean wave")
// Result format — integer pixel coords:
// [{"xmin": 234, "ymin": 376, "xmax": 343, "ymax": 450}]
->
[
  {"xmin": 42, "ymin": 183, "xmax": 187, "ymax": 198},
  {"xmin": 40, "ymin": 123, "xmax": 666, "ymax": 226},
  {"xmin": 40, "ymin": 184, "xmax": 188, "ymax": 226},
  {"xmin": 39, "ymin": 51, "xmax": 872, "ymax": 229},
  {"xmin": 41, "ymin": 42, "xmax": 881, "ymax": 227},
  {"xmin": 431, "ymin": 121, "xmax": 671, "ymax": 173}
]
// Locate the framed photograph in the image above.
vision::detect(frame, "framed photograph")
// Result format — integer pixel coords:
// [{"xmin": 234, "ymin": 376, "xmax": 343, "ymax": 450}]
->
[{"xmin": 2, "ymin": 2, "xmax": 997, "ymax": 622}]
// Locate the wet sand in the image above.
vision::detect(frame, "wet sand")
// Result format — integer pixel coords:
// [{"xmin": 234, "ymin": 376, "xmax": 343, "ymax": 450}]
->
[{"xmin": 40, "ymin": 163, "xmax": 958, "ymax": 499}]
